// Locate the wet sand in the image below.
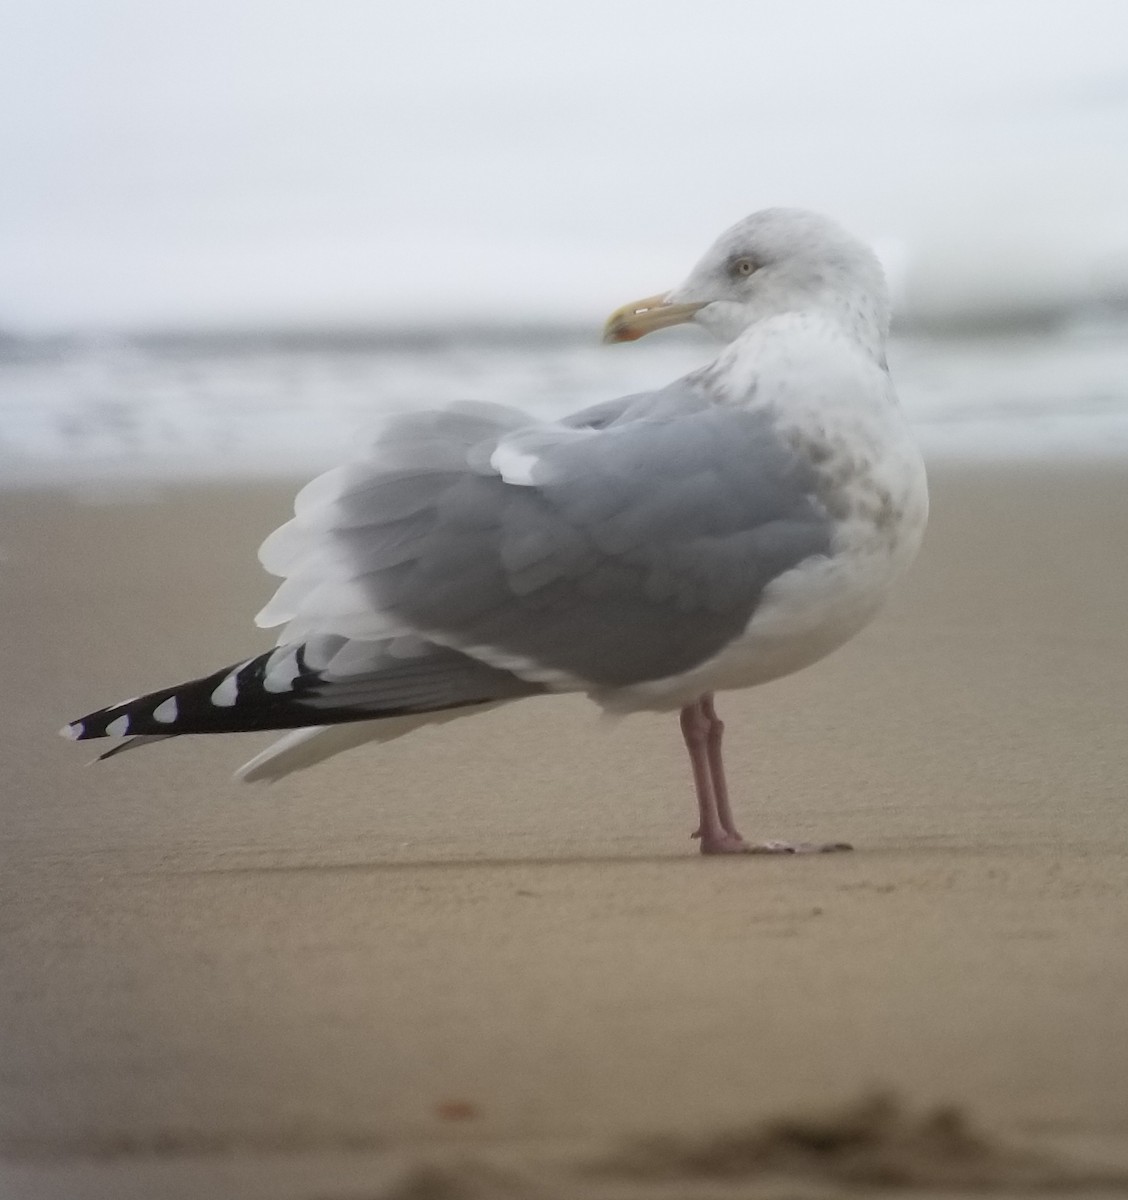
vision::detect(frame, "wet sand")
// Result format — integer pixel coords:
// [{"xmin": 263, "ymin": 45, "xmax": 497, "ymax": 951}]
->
[{"xmin": 2, "ymin": 460, "xmax": 1127, "ymax": 1198}]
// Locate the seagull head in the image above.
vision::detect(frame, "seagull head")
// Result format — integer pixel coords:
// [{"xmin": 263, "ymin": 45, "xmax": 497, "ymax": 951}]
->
[{"xmin": 603, "ymin": 207, "xmax": 889, "ymax": 346}]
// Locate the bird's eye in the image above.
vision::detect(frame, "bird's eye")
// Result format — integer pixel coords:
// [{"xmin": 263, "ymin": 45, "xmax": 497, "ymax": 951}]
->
[{"xmin": 732, "ymin": 257, "xmax": 757, "ymax": 277}]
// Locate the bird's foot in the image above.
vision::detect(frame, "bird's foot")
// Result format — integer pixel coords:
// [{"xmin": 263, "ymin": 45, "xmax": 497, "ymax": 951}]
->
[
  {"xmin": 747, "ymin": 839, "xmax": 853, "ymax": 855},
  {"xmin": 693, "ymin": 831, "xmax": 853, "ymax": 855},
  {"xmin": 697, "ymin": 832, "xmax": 755, "ymax": 855}
]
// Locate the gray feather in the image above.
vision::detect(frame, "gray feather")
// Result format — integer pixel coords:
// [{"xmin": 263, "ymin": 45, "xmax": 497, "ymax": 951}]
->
[
  {"xmin": 294, "ymin": 639, "xmax": 538, "ymax": 713},
  {"xmin": 304, "ymin": 381, "xmax": 833, "ymax": 689}
]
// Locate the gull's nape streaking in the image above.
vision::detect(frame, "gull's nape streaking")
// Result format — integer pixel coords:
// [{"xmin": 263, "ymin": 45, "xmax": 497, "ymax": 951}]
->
[{"xmin": 62, "ymin": 208, "xmax": 928, "ymax": 855}]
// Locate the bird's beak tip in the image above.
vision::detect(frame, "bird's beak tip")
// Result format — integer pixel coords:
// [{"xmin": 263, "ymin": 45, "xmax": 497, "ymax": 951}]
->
[{"xmin": 601, "ymin": 319, "xmax": 645, "ymax": 345}]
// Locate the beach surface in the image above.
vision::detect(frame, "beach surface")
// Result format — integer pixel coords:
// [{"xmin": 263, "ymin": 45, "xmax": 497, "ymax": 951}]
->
[{"xmin": 2, "ymin": 460, "xmax": 1127, "ymax": 1198}]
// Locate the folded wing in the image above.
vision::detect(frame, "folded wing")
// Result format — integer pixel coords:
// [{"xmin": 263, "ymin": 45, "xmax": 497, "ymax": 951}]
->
[{"xmin": 257, "ymin": 383, "xmax": 834, "ymax": 695}]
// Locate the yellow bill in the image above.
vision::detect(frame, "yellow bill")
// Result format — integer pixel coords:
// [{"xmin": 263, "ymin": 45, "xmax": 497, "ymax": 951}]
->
[{"xmin": 602, "ymin": 293, "xmax": 706, "ymax": 344}]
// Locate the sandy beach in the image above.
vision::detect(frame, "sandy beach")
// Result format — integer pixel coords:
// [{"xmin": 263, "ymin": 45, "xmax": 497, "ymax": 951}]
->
[{"xmin": 2, "ymin": 459, "xmax": 1127, "ymax": 1199}]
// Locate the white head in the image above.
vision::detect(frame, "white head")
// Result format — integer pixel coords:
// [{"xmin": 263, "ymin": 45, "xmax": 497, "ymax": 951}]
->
[{"xmin": 604, "ymin": 207, "xmax": 890, "ymax": 348}]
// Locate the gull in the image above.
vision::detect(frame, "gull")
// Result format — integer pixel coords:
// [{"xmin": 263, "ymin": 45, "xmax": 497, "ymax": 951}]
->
[{"xmin": 62, "ymin": 208, "xmax": 928, "ymax": 855}]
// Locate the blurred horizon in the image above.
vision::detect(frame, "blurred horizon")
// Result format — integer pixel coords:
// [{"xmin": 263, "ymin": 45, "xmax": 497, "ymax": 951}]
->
[
  {"xmin": 3, "ymin": 0, "xmax": 1128, "ymax": 335},
  {"xmin": 4, "ymin": 322, "xmax": 1128, "ymax": 491},
  {"xmin": 4, "ymin": 1, "xmax": 1128, "ymax": 487}
]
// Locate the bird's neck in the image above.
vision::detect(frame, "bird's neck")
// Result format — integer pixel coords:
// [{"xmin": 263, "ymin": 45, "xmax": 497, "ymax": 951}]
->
[
  {"xmin": 740, "ymin": 288, "xmax": 889, "ymax": 364},
  {"xmin": 695, "ymin": 307, "xmax": 896, "ymax": 427},
  {"xmin": 699, "ymin": 280, "xmax": 890, "ymax": 366}
]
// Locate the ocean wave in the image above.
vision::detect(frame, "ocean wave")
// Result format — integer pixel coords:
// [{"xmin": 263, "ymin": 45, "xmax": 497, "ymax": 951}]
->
[{"xmin": 2, "ymin": 329, "xmax": 1127, "ymax": 487}]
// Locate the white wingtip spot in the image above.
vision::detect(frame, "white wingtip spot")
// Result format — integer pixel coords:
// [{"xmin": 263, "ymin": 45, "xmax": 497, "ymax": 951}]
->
[
  {"xmin": 210, "ymin": 669, "xmax": 241, "ymax": 707},
  {"xmin": 60, "ymin": 722, "xmax": 84, "ymax": 740},
  {"xmin": 263, "ymin": 645, "xmax": 302, "ymax": 693},
  {"xmin": 152, "ymin": 696, "xmax": 179, "ymax": 724},
  {"xmin": 106, "ymin": 714, "xmax": 130, "ymax": 737}
]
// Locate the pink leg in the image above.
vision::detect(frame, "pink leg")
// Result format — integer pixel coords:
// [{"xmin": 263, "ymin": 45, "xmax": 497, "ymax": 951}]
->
[
  {"xmin": 680, "ymin": 699, "xmax": 748, "ymax": 854},
  {"xmin": 680, "ymin": 693, "xmax": 853, "ymax": 857},
  {"xmin": 700, "ymin": 693, "xmax": 741, "ymax": 839}
]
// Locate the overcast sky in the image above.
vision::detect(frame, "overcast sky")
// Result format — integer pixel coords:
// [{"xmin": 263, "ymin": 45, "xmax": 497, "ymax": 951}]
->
[{"xmin": 3, "ymin": 0, "xmax": 1128, "ymax": 330}]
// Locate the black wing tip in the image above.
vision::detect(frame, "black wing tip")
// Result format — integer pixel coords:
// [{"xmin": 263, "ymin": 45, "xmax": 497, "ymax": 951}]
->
[
  {"xmin": 59, "ymin": 707, "xmax": 134, "ymax": 741},
  {"xmin": 59, "ymin": 640, "xmax": 511, "ymax": 747}
]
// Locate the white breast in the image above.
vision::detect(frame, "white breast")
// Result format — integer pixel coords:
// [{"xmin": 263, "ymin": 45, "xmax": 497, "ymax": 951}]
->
[{"xmin": 622, "ymin": 452, "xmax": 926, "ymax": 711}]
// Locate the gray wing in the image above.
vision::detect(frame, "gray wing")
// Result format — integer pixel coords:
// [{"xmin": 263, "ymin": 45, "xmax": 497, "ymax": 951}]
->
[
  {"xmin": 257, "ymin": 384, "xmax": 832, "ymax": 691},
  {"xmin": 561, "ymin": 384, "xmax": 712, "ymax": 431}
]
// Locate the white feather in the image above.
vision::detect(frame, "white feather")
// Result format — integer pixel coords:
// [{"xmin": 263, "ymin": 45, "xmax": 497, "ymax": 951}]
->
[{"xmin": 235, "ymin": 703, "xmax": 505, "ymax": 784}]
